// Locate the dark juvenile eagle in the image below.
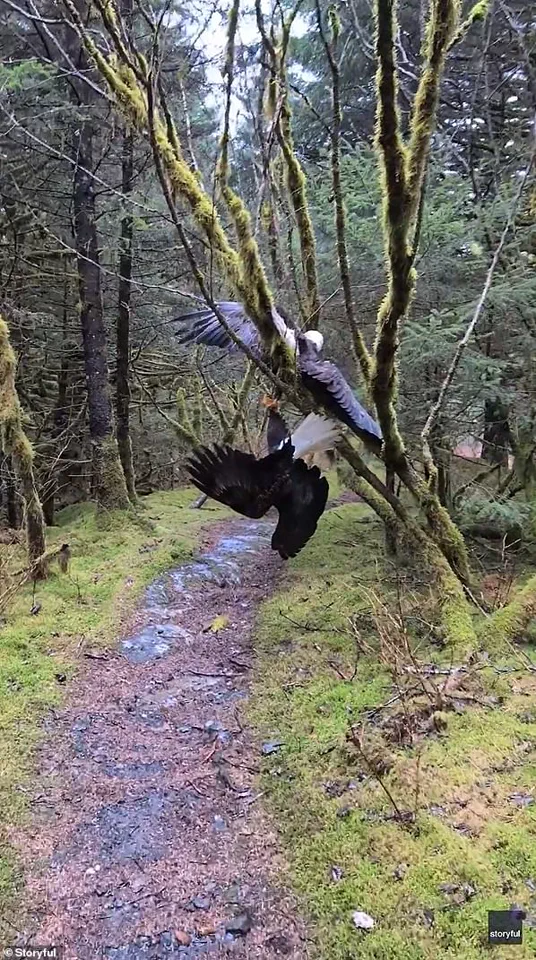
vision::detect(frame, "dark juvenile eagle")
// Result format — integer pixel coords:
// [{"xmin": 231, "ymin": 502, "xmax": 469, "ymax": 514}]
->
[
  {"xmin": 187, "ymin": 406, "xmax": 339, "ymax": 559},
  {"xmin": 176, "ymin": 300, "xmax": 382, "ymax": 452}
]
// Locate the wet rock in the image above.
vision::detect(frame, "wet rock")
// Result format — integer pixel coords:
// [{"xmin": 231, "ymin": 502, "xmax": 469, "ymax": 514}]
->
[
  {"xmin": 352, "ymin": 911, "xmax": 375, "ymax": 931},
  {"xmin": 509, "ymin": 792, "xmax": 534, "ymax": 807},
  {"xmin": 104, "ymin": 760, "xmax": 165, "ymax": 780},
  {"xmin": 121, "ymin": 623, "xmax": 191, "ymax": 664},
  {"xmin": 261, "ymin": 740, "xmax": 284, "ymax": 755},
  {"xmin": 225, "ymin": 911, "xmax": 253, "ymax": 935},
  {"xmin": 158, "ymin": 931, "xmax": 174, "ymax": 951},
  {"xmin": 58, "ymin": 789, "xmax": 189, "ymax": 865},
  {"xmin": 192, "ymin": 895, "xmax": 211, "ymax": 910}
]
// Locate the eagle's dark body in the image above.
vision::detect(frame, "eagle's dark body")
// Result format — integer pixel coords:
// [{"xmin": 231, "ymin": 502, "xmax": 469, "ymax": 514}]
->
[{"xmin": 187, "ymin": 439, "xmax": 329, "ymax": 560}]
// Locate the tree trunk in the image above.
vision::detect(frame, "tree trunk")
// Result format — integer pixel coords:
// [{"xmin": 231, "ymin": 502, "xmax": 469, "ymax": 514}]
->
[
  {"xmin": 0, "ymin": 316, "xmax": 47, "ymax": 574},
  {"xmin": 481, "ymin": 396, "xmax": 510, "ymax": 467},
  {"xmin": 384, "ymin": 466, "xmax": 398, "ymax": 554},
  {"xmin": 1, "ymin": 454, "xmax": 20, "ymax": 528},
  {"xmin": 69, "ymin": 38, "xmax": 130, "ymax": 513},
  {"xmin": 116, "ymin": 123, "xmax": 137, "ymax": 502},
  {"xmin": 43, "ymin": 269, "xmax": 72, "ymax": 526}
]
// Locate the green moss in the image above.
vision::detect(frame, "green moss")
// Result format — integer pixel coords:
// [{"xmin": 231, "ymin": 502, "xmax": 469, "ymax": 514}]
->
[
  {"xmin": 250, "ymin": 502, "xmax": 536, "ymax": 959},
  {"xmin": 0, "ymin": 489, "xmax": 229, "ymax": 932},
  {"xmin": 480, "ymin": 572, "xmax": 536, "ymax": 652},
  {"xmin": 94, "ymin": 433, "xmax": 131, "ymax": 512}
]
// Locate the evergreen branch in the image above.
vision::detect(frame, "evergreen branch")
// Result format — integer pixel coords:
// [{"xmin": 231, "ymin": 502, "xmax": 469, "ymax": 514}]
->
[{"xmin": 421, "ymin": 145, "xmax": 535, "ymax": 478}]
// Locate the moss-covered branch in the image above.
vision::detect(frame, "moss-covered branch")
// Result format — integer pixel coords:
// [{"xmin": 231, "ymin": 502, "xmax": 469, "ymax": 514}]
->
[
  {"xmin": 256, "ymin": 0, "xmax": 321, "ymax": 327},
  {"xmin": 0, "ymin": 315, "xmax": 47, "ymax": 575},
  {"xmin": 406, "ymin": 0, "xmax": 460, "ymax": 224},
  {"xmin": 371, "ymin": 0, "xmax": 459, "ymax": 457},
  {"xmin": 371, "ymin": 0, "xmax": 412, "ymax": 461},
  {"xmin": 218, "ymin": 0, "xmax": 267, "ymax": 303},
  {"xmin": 448, "ymin": 0, "xmax": 490, "ymax": 50},
  {"xmin": 316, "ymin": 2, "xmax": 372, "ymax": 384}
]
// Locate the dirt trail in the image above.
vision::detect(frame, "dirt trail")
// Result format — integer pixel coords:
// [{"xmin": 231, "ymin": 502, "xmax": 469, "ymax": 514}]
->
[{"xmin": 12, "ymin": 519, "xmax": 310, "ymax": 959}]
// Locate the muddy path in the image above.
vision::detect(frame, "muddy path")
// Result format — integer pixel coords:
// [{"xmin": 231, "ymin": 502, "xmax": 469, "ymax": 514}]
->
[{"xmin": 12, "ymin": 519, "xmax": 310, "ymax": 959}]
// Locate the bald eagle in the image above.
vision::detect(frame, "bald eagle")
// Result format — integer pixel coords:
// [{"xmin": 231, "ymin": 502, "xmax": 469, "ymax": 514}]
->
[
  {"xmin": 186, "ymin": 406, "xmax": 339, "ymax": 559},
  {"xmin": 176, "ymin": 300, "xmax": 382, "ymax": 452}
]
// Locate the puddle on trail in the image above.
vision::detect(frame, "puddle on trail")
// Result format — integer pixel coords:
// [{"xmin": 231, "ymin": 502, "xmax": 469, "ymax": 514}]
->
[
  {"xmin": 105, "ymin": 931, "xmax": 231, "ymax": 959},
  {"xmin": 121, "ymin": 521, "xmax": 273, "ymax": 665},
  {"xmin": 54, "ymin": 788, "xmax": 201, "ymax": 867}
]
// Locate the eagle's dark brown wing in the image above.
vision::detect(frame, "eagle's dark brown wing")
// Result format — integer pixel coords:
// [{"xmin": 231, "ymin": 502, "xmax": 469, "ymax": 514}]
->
[
  {"xmin": 175, "ymin": 302, "xmax": 260, "ymax": 353},
  {"xmin": 299, "ymin": 357, "xmax": 383, "ymax": 452},
  {"xmin": 271, "ymin": 460, "xmax": 329, "ymax": 559},
  {"xmin": 186, "ymin": 443, "xmax": 293, "ymax": 519}
]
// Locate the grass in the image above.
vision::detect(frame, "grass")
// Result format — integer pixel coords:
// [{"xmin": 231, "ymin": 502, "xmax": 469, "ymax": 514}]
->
[
  {"xmin": 0, "ymin": 489, "xmax": 229, "ymax": 928},
  {"xmin": 249, "ymin": 502, "xmax": 536, "ymax": 959}
]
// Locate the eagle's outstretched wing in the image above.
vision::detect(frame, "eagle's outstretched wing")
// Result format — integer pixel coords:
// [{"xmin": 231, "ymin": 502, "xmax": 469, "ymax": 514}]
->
[
  {"xmin": 299, "ymin": 358, "xmax": 382, "ymax": 451},
  {"xmin": 186, "ymin": 442, "xmax": 293, "ymax": 519},
  {"xmin": 271, "ymin": 460, "xmax": 329, "ymax": 559},
  {"xmin": 175, "ymin": 301, "xmax": 260, "ymax": 353},
  {"xmin": 175, "ymin": 301, "xmax": 300, "ymax": 355}
]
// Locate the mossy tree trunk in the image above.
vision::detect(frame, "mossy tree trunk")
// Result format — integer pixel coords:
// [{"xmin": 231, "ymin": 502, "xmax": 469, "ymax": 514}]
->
[
  {"xmin": 116, "ymin": 0, "xmax": 137, "ymax": 504},
  {"xmin": 67, "ymin": 20, "xmax": 130, "ymax": 513},
  {"xmin": 0, "ymin": 316, "xmax": 47, "ymax": 574},
  {"xmin": 116, "ymin": 121, "xmax": 137, "ymax": 503}
]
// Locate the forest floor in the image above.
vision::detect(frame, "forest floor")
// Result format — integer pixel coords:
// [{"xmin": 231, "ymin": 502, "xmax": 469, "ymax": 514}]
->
[
  {"xmin": 6, "ymin": 516, "xmax": 309, "ymax": 959},
  {"xmin": 1, "ymin": 487, "xmax": 536, "ymax": 959}
]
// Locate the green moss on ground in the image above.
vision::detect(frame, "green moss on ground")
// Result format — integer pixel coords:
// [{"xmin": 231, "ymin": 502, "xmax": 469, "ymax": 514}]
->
[
  {"xmin": 0, "ymin": 490, "xmax": 229, "ymax": 926},
  {"xmin": 250, "ymin": 502, "xmax": 536, "ymax": 959}
]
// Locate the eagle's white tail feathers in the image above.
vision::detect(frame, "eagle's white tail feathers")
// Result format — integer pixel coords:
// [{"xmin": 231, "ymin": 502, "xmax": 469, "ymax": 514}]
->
[{"xmin": 291, "ymin": 413, "xmax": 341, "ymax": 460}]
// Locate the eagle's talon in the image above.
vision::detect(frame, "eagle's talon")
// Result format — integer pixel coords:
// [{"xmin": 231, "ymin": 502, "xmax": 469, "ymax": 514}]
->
[{"xmin": 261, "ymin": 395, "xmax": 280, "ymax": 412}]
